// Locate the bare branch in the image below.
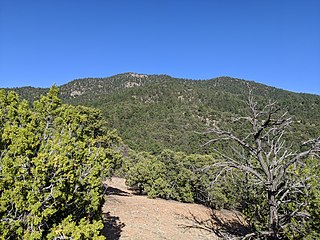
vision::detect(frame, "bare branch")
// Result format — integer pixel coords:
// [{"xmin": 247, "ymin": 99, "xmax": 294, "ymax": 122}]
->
[{"xmin": 202, "ymin": 88, "xmax": 319, "ymax": 238}]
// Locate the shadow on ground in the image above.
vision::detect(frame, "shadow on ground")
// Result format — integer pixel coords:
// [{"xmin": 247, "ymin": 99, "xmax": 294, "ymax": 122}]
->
[
  {"xmin": 179, "ymin": 209, "xmax": 252, "ymax": 239},
  {"xmin": 106, "ymin": 186, "xmax": 133, "ymax": 197},
  {"xmin": 102, "ymin": 212, "xmax": 125, "ymax": 240}
]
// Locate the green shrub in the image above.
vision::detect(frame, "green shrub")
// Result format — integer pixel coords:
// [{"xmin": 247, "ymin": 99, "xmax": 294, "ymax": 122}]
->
[{"xmin": 0, "ymin": 87, "xmax": 122, "ymax": 239}]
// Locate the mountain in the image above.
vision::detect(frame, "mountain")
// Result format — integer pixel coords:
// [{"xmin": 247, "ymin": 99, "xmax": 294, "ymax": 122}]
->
[{"xmin": 4, "ymin": 73, "xmax": 320, "ymax": 154}]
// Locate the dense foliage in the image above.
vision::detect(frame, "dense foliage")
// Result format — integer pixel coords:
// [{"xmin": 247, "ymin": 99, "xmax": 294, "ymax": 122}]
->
[
  {"xmin": 7, "ymin": 73, "xmax": 320, "ymax": 154},
  {"xmin": 0, "ymin": 87, "xmax": 122, "ymax": 239},
  {"xmin": 123, "ymin": 150, "xmax": 214, "ymax": 203},
  {"xmin": 123, "ymin": 149, "xmax": 253, "ymax": 210},
  {"xmin": 285, "ymin": 158, "xmax": 320, "ymax": 239}
]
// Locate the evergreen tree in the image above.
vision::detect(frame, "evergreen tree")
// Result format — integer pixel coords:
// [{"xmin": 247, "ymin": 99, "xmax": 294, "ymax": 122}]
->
[{"xmin": 0, "ymin": 87, "xmax": 122, "ymax": 239}]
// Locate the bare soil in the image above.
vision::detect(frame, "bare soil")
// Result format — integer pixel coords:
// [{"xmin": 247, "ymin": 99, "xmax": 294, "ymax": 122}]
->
[{"xmin": 102, "ymin": 177, "xmax": 247, "ymax": 240}]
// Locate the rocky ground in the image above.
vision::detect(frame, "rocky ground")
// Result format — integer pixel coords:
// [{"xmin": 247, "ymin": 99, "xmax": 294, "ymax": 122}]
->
[{"xmin": 102, "ymin": 177, "xmax": 247, "ymax": 240}]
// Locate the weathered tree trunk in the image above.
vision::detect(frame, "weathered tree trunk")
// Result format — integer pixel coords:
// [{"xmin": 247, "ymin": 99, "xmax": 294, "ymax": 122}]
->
[{"xmin": 268, "ymin": 189, "xmax": 279, "ymax": 240}]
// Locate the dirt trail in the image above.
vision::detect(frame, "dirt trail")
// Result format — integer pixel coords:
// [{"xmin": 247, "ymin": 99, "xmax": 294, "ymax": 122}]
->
[{"xmin": 102, "ymin": 177, "xmax": 245, "ymax": 240}]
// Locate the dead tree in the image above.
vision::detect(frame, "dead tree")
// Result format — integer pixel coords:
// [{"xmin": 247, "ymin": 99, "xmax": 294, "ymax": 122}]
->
[{"xmin": 204, "ymin": 89, "xmax": 320, "ymax": 239}]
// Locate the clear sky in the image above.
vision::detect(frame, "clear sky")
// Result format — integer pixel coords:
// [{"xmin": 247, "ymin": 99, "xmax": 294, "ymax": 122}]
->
[{"xmin": 0, "ymin": 0, "xmax": 319, "ymax": 94}]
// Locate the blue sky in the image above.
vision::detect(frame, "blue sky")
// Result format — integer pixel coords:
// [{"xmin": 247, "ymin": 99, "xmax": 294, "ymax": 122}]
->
[{"xmin": 0, "ymin": 0, "xmax": 319, "ymax": 94}]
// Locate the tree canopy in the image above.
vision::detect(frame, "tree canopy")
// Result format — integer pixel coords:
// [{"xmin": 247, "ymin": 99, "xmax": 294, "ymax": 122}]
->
[
  {"xmin": 7, "ymin": 74, "xmax": 320, "ymax": 154},
  {"xmin": 0, "ymin": 86, "xmax": 122, "ymax": 239}
]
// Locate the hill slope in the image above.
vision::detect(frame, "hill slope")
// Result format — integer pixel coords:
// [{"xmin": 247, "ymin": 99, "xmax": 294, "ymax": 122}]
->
[{"xmin": 5, "ymin": 73, "xmax": 320, "ymax": 153}]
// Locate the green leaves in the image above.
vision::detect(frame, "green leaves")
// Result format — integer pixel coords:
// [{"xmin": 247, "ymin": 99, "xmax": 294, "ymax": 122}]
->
[
  {"xmin": 124, "ymin": 149, "xmax": 215, "ymax": 203},
  {"xmin": 0, "ymin": 87, "xmax": 122, "ymax": 239},
  {"xmin": 284, "ymin": 158, "xmax": 320, "ymax": 239},
  {"xmin": 47, "ymin": 216, "xmax": 105, "ymax": 240}
]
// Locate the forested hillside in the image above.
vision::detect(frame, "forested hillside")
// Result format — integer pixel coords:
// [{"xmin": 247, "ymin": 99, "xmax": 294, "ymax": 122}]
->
[
  {"xmin": 8, "ymin": 72, "xmax": 320, "ymax": 154},
  {"xmin": 2, "ymin": 74, "xmax": 320, "ymax": 239}
]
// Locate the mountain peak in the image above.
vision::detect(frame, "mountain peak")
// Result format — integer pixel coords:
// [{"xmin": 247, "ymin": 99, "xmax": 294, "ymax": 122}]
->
[{"xmin": 124, "ymin": 72, "xmax": 149, "ymax": 78}]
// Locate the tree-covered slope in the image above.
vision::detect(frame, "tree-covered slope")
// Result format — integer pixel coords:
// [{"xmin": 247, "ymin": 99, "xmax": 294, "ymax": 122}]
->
[{"xmin": 4, "ymin": 73, "xmax": 320, "ymax": 154}]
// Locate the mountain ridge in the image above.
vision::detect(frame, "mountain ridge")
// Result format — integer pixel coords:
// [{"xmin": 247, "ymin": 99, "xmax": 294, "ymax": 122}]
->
[
  {"xmin": 2, "ymin": 73, "xmax": 320, "ymax": 153},
  {"xmin": 4, "ymin": 72, "xmax": 320, "ymax": 96}
]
